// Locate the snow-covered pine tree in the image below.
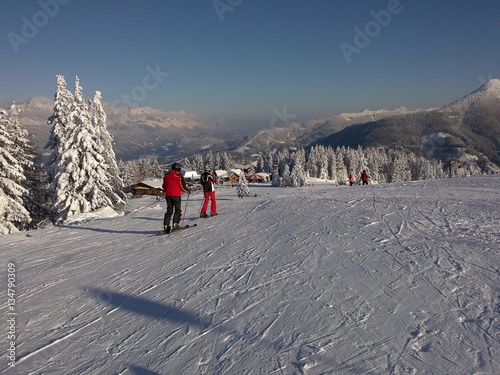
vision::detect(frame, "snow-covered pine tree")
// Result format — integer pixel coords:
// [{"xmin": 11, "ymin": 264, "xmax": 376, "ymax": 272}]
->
[
  {"xmin": 214, "ymin": 152, "xmax": 221, "ymax": 170},
  {"xmin": 49, "ymin": 76, "xmax": 125, "ymax": 223},
  {"xmin": 237, "ymin": 171, "xmax": 250, "ymax": 198},
  {"xmin": 118, "ymin": 160, "xmax": 134, "ymax": 187},
  {"xmin": 183, "ymin": 157, "xmax": 193, "ymax": 172},
  {"xmin": 150, "ymin": 159, "xmax": 163, "ymax": 179},
  {"xmin": 307, "ymin": 146, "xmax": 319, "ymax": 178},
  {"xmin": 132, "ymin": 160, "xmax": 143, "ymax": 182},
  {"xmin": 335, "ymin": 147, "xmax": 348, "ymax": 184},
  {"xmin": 206, "ymin": 150, "xmax": 216, "ymax": 172},
  {"xmin": 390, "ymin": 152, "xmax": 412, "ymax": 182},
  {"xmin": 318, "ymin": 145, "xmax": 329, "ymax": 181},
  {"xmin": 6, "ymin": 103, "xmax": 48, "ymax": 228},
  {"xmin": 88, "ymin": 91, "xmax": 126, "ymax": 207},
  {"xmin": 8, "ymin": 103, "xmax": 34, "ymax": 173},
  {"xmin": 46, "ymin": 75, "xmax": 75, "ymax": 183},
  {"xmin": 193, "ymin": 154, "xmax": 204, "ymax": 174},
  {"xmin": 281, "ymin": 164, "xmax": 291, "ymax": 187},
  {"xmin": 354, "ymin": 152, "xmax": 372, "ymax": 184},
  {"xmin": 220, "ymin": 152, "xmax": 233, "ymax": 171},
  {"xmin": 0, "ymin": 109, "xmax": 31, "ymax": 233},
  {"xmin": 327, "ymin": 147, "xmax": 337, "ymax": 182},
  {"xmin": 256, "ymin": 155, "xmax": 265, "ymax": 173},
  {"xmin": 286, "ymin": 148, "xmax": 307, "ymax": 187},
  {"xmin": 137, "ymin": 158, "xmax": 153, "ymax": 180},
  {"xmin": 290, "ymin": 160, "xmax": 307, "ymax": 187}
]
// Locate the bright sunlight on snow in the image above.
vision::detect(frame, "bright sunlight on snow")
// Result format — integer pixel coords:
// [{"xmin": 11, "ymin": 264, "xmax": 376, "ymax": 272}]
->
[{"xmin": 1, "ymin": 176, "xmax": 499, "ymax": 374}]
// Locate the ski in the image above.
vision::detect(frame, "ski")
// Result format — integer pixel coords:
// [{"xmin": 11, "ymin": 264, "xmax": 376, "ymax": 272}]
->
[
  {"xmin": 198, "ymin": 213, "xmax": 222, "ymax": 219},
  {"xmin": 157, "ymin": 223, "xmax": 197, "ymax": 236}
]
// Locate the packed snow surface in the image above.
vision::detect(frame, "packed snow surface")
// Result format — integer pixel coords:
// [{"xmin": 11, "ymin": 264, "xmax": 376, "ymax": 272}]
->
[{"xmin": 2, "ymin": 176, "xmax": 499, "ymax": 375}]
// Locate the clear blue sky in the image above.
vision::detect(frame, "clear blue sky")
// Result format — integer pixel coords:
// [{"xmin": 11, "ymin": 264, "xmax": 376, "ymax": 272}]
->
[{"xmin": 1, "ymin": 0, "xmax": 499, "ymax": 132}]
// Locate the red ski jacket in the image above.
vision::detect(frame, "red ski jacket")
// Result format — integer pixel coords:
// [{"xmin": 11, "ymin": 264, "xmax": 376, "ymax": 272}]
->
[{"xmin": 163, "ymin": 170, "xmax": 190, "ymax": 197}]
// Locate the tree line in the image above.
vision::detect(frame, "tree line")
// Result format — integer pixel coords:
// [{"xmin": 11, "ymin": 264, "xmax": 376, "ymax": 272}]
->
[{"xmin": 120, "ymin": 144, "xmax": 446, "ymax": 189}]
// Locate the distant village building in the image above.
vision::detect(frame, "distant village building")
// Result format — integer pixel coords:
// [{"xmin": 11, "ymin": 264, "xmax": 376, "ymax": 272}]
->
[
  {"xmin": 182, "ymin": 170, "xmax": 201, "ymax": 183},
  {"xmin": 127, "ymin": 168, "xmax": 270, "ymax": 194},
  {"xmin": 228, "ymin": 169, "xmax": 242, "ymax": 184},
  {"xmin": 215, "ymin": 170, "xmax": 229, "ymax": 184},
  {"xmin": 250, "ymin": 172, "xmax": 270, "ymax": 183},
  {"xmin": 128, "ymin": 179, "xmax": 163, "ymax": 196}
]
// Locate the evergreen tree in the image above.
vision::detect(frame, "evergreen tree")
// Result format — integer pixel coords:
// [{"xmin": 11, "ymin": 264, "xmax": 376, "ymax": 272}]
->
[
  {"xmin": 183, "ymin": 157, "xmax": 193, "ymax": 171},
  {"xmin": 237, "ymin": 171, "xmax": 250, "ymax": 198},
  {"xmin": 126, "ymin": 160, "xmax": 141, "ymax": 184},
  {"xmin": 0, "ymin": 109, "xmax": 31, "ymax": 233},
  {"xmin": 206, "ymin": 150, "xmax": 216, "ymax": 171},
  {"xmin": 150, "ymin": 159, "xmax": 163, "ymax": 178},
  {"xmin": 193, "ymin": 154, "xmax": 204, "ymax": 173},
  {"xmin": 7, "ymin": 103, "xmax": 47, "ymax": 228},
  {"xmin": 290, "ymin": 163, "xmax": 307, "ymax": 187},
  {"xmin": 335, "ymin": 147, "xmax": 348, "ymax": 184},
  {"xmin": 354, "ymin": 153, "xmax": 372, "ymax": 183},
  {"xmin": 137, "ymin": 158, "xmax": 152, "ymax": 180},
  {"xmin": 46, "ymin": 75, "xmax": 75, "ymax": 183},
  {"xmin": 307, "ymin": 145, "xmax": 319, "ymax": 178},
  {"xmin": 281, "ymin": 164, "xmax": 291, "ymax": 187},
  {"xmin": 327, "ymin": 147, "xmax": 337, "ymax": 181},
  {"xmin": 214, "ymin": 152, "xmax": 221, "ymax": 170},
  {"xmin": 390, "ymin": 153, "xmax": 412, "ymax": 182},
  {"xmin": 118, "ymin": 160, "xmax": 134, "ymax": 187},
  {"xmin": 8, "ymin": 103, "xmax": 34, "ymax": 173},
  {"xmin": 89, "ymin": 91, "xmax": 126, "ymax": 205},
  {"xmin": 48, "ymin": 76, "xmax": 125, "ymax": 223},
  {"xmin": 256, "ymin": 155, "xmax": 265, "ymax": 173},
  {"xmin": 220, "ymin": 152, "xmax": 233, "ymax": 170}
]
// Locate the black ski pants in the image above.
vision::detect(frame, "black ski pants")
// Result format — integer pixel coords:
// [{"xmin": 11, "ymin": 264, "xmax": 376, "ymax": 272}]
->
[{"xmin": 164, "ymin": 196, "xmax": 182, "ymax": 226}]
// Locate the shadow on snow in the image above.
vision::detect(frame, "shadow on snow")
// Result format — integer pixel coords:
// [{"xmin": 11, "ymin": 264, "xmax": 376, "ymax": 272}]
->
[{"xmin": 88, "ymin": 288, "xmax": 211, "ymax": 329}]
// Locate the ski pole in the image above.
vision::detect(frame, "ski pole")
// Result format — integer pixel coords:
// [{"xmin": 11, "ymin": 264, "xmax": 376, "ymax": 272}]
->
[
  {"xmin": 181, "ymin": 193, "xmax": 190, "ymax": 227},
  {"xmin": 198, "ymin": 192, "xmax": 204, "ymax": 215}
]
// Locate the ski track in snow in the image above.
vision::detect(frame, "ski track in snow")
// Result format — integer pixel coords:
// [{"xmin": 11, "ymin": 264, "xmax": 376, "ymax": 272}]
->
[{"xmin": 1, "ymin": 176, "xmax": 499, "ymax": 375}]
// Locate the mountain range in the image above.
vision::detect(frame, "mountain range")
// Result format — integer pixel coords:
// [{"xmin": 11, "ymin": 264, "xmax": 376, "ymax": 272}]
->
[{"xmin": 6, "ymin": 79, "xmax": 500, "ymax": 171}]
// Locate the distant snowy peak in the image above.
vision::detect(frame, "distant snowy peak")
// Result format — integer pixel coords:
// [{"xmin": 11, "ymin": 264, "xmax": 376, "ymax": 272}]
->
[
  {"xmin": 339, "ymin": 107, "xmax": 409, "ymax": 119},
  {"xmin": 478, "ymin": 78, "xmax": 500, "ymax": 96},
  {"xmin": 24, "ymin": 96, "xmax": 54, "ymax": 110},
  {"xmin": 443, "ymin": 78, "xmax": 500, "ymax": 113},
  {"xmin": 122, "ymin": 107, "xmax": 200, "ymax": 129}
]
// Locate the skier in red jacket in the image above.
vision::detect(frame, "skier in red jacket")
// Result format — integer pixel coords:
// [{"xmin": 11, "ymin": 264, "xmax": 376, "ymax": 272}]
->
[
  {"xmin": 348, "ymin": 173, "xmax": 355, "ymax": 186},
  {"xmin": 162, "ymin": 162, "xmax": 190, "ymax": 234},
  {"xmin": 360, "ymin": 170, "xmax": 370, "ymax": 185}
]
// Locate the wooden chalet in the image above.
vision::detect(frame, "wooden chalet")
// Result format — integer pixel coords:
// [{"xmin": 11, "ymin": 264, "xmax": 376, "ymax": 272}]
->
[
  {"xmin": 228, "ymin": 169, "xmax": 242, "ymax": 184},
  {"xmin": 246, "ymin": 172, "xmax": 270, "ymax": 183},
  {"xmin": 128, "ymin": 179, "xmax": 163, "ymax": 196}
]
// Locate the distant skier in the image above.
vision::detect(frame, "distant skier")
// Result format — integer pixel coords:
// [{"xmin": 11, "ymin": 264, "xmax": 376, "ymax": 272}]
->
[
  {"xmin": 162, "ymin": 162, "xmax": 190, "ymax": 234},
  {"xmin": 360, "ymin": 170, "xmax": 370, "ymax": 185},
  {"xmin": 199, "ymin": 167, "xmax": 217, "ymax": 218},
  {"xmin": 348, "ymin": 173, "xmax": 355, "ymax": 186}
]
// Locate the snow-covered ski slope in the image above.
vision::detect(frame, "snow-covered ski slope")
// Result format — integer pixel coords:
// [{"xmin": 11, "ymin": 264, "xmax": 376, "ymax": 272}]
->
[{"xmin": 2, "ymin": 176, "xmax": 499, "ymax": 375}]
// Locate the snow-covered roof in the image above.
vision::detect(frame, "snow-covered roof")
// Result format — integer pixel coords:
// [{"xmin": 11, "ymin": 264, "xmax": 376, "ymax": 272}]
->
[
  {"xmin": 215, "ymin": 170, "xmax": 229, "ymax": 178},
  {"xmin": 138, "ymin": 179, "xmax": 162, "ymax": 189},
  {"xmin": 233, "ymin": 163, "xmax": 253, "ymax": 170},
  {"xmin": 182, "ymin": 170, "xmax": 200, "ymax": 179}
]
